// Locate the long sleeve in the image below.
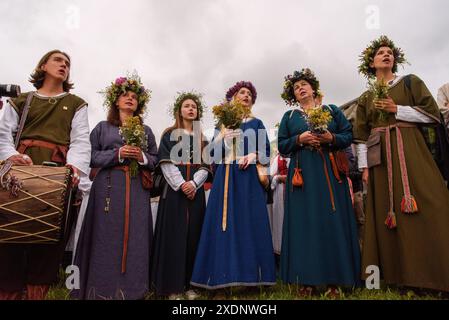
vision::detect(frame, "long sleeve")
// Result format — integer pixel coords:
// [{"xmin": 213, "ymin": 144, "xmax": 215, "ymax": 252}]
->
[
  {"xmin": 396, "ymin": 105, "xmax": 435, "ymax": 123},
  {"xmin": 90, "ymin": 124, "xmax": 121, "ymax": 168},
  {"xmin": 161, "ymin": 162, "xmax": 185, "ymax": 191},
  {"xmin": 192, "ymin": 169, "xmax": 208, "ymax": 190},
  {"xmin": 208, "ymin": 128, "xmax": 229, "ymax": 164},
  {"xmin": 278, "ymin": 111, "xmax": 300, "ymax": 156},
  {"xmin": 257, "ymin": 119, "xmax": 271, "ymax": 164},
  {"xmin": 356, "ymin": 143, "xmax": 368, "ymax": 170},
  {"xmin": 0, "ymin": 102, "xmax": 19, "ymax": 160},
  {"xmin": 142, "ymin": 126, "xmax": 158, "ymax": 170},
  {"xmin": 66, "ymin": 106, "xmax": 91, "ymax": 175},
  {"xmin": 330, "ymin": 105, "xmax": 353, "ymax": 150},
  {"xmin": 353, "ymin": 94, "xmax": 371, "ymax": 143},
  {"xmin": 406, "ymin": 74, "xmax": 440, "ymax": 122}
]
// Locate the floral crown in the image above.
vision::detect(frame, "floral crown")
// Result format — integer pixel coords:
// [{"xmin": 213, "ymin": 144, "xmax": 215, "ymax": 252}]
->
[
  {"xmin": 225, "ymin": 81, "xmax": 257, "ymax": 104},
  {"xmin": 100, "ymin": 72, "xmax": 151, "ymax": 111},
  {"xmin": 172, "ymin": 91, "xmax": 205, "ymax": 119},
  {"xmin": 358, "ymin": 35, "xmax": 408, "ymax": 79},
  {"xmin": 281, "ymin": 68, "xmax": 321, "ymax": 106}
]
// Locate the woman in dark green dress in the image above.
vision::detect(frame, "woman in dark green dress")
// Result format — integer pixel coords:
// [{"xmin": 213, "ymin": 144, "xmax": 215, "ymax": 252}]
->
[{"xmin": 278, "ymin": 68, "xmax": 361, "ymax": 297}]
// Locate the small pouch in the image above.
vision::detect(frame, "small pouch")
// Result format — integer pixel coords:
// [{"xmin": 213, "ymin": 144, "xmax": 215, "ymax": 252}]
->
[
  {"xmin": 141, "ymin": 169, "xmax": 153, "ymax": 190},
  {"xmin": 256, "ymin": 163, "xmax": 270, "ymax": 190},
  {"xmin": 366, "ymin": 133, "xmax": 382, "ymax": 168},
  {"xmin": 292, "ymin": 168, "xmax": 304, "ymax": 188},
  {"xmin": 334, "ymin": 150, "xmax": 350, "ymax": 176}
]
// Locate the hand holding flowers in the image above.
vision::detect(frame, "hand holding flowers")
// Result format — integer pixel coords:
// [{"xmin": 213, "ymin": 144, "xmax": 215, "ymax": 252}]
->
[
  {"xmin": 119, "ymin": 116, "xmax": 148, "ymax": 178},
  {"xmin": 119, "ymin": 145, "xmax": 144, "ymax": 162},
  {"xmin": 369, "ymin": 78, "xmax": 396, "ymax": 121},
  {"xmin": 374, "ymin": 97, "xmax": 397, "ymax": 114}
]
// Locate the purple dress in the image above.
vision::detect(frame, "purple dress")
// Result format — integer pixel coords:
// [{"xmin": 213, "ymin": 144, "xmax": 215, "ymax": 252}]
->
[{"xmin": 72, "ymin": 121, "xmax": 158, "ymax": 300}]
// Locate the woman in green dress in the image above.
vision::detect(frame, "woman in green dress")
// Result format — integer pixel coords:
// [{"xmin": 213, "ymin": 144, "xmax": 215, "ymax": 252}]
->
[
  {"xmin": 353, "ymin": 35, "xmax": 449, "ymax": 292},
  {"xmin": 278, "ymin": 68, "xmax": 361, "ymax": 297}
]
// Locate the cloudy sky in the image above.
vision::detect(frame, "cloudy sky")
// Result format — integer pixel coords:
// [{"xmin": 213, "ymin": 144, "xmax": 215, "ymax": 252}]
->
[{"xmin": 1, "ymin": 0, "xmax": 448, "ymax": 141}]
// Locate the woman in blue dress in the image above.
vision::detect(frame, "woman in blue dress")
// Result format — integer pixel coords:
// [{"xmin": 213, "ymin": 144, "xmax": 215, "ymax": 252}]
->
[
  {"xmin": 72, "ymin": 75, "xmax": 158, "ymax": 300},
  {"xmin": 190, "ymin": 81, "xmax": 276, "ymax": 291},
  {"xmin": 278, "ymin": 69, "xmax": 361, "ymax": 297}
]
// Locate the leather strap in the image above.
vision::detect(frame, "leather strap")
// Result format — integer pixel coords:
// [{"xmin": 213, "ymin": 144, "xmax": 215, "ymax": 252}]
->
[
  {"xmin": 112, "ymin": 166, "xmax": 131, "ymax": 274},
  {"xmin": 18, "ymin": 139, "xmax": 68, "ymax": 164},
  {"xmin": 14, "ymin": 92, "xmax": 34, "ymax": 149}
]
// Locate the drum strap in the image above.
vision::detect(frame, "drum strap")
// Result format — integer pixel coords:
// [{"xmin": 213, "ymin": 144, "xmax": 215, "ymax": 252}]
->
[
  {"xmin": 15, "ymin": 92, "xmax": 35, "ymax": 148},
  {"xmin": 0, "ymin": 93, "xmax": 34, "ymax": 186}
]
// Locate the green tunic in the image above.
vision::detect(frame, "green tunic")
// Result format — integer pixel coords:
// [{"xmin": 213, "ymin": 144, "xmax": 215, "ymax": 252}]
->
[
  {"xmin": 0, "ymin": 91, "xmax": 87, "ymax": 292},
  {"xmin": 9, "ymin": 92, "xmax": 87, "ymax": 164},
  {"xmin": 354, "ymin": 74, "xmax": 449, "ymax": 291}
]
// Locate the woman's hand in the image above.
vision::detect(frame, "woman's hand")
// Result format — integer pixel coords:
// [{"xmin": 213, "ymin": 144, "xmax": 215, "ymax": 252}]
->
[
  {"xmin": 316, "ymin": 130, "xmax": 334, "ymax": 144},
  {"xmin": 362, "ymin": 168, "xmax": 369, "ymax": 185},
  {"xmin": 120, "ymin": 145, "xmax": 144, "ymax": 162},
  {"xmin": 181, "ymin": 181, "xmax": 196, "ymax": 199},
  {"xmin": 224, "ymin": 129, "xmax": 241, "ymax": 139},
  {"xmin": 374, "ymin": 97, "xmax": 397, "ymax": 114},
  {"xmin": 298, "ymin": 131, "xmax": 320, "ymax": 148},
  {"xmin": 238, "ymin": 152, "xmax": 257, "ymax": 170}
]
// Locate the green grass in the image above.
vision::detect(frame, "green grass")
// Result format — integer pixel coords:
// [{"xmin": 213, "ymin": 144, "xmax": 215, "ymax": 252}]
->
[{"xmin": 47, "ymin": 277, "xmax": 448, "ymax": 300}]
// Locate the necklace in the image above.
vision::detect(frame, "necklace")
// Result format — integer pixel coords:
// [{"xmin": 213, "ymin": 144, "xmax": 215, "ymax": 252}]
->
[{"xmin": 48, "ymin": 97, "xmax": 58, "ymax": 105}]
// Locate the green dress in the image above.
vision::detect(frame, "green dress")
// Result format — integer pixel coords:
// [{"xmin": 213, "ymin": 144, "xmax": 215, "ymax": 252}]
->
[
  {"xmin": 278, "ymin": 105, "xmax": 361, "ymax": 286},
  {"xmin": 353, "ymin": 75, "xmax": 449, "ymax": 291}
]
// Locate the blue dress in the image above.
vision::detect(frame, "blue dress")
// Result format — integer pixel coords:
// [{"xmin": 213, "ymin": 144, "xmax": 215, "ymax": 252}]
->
[
  {"xmin": 72, "ymin": 121, "xmax": 158, "ymax": 299},
  {"xmin": 190, "ymin": 118, "xmax": 276, "ymax": 289},
  {"xmin": 278, "ymin": 105, "xmax": 361, "ymax": 287}
]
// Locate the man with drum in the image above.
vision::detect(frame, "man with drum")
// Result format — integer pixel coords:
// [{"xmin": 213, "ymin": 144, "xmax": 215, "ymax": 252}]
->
[{"xmin": 0, "ymin": 50, "xmax": 90, "ymax": 300}]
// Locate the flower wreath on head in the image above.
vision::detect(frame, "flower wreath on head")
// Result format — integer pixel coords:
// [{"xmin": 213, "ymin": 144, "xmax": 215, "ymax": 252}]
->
[
  {"xmin": 100, "ymin": 71, "xmax": 151, "ymax": 112},
  {"xmin": 281, "ymin": 68, "xmax": 322, "ymax": 106},
  {"xmin": 358, "ymin": 35, "xmax": 408, "ymax": 79},
  {"xmin": 172, "ymin": 91, "xmax": 205, "ymax": 119},
  {"xmin": 225, "ymin": 81, "xmax": 258, "ymax": 104}
]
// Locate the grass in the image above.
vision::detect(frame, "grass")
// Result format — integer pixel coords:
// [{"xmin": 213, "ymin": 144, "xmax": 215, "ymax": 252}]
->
[{"xmin": 47, "ymin": 277, "xmax": 448, "ymax": 300}]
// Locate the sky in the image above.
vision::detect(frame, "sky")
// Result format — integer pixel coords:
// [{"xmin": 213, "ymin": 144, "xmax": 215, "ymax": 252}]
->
[{"xmin": 1, "ymin": 0, "xmax": 448, "ymax": 142}]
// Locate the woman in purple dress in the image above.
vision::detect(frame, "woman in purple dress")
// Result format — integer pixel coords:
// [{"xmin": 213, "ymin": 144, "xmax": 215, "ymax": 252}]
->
[{"xmin": 72, "ymin": 74, "xmax": 158, "ymax": 300}]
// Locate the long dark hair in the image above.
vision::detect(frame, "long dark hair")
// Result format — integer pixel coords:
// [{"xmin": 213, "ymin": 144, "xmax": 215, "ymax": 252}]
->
[{"xmin": 29, "ymin": 49, "xmax": 74, "ymax": 92}]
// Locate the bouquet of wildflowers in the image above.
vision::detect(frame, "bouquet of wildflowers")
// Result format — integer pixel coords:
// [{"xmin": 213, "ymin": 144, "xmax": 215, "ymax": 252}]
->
[
  {"xmin": 212, "ymin": 100, "xmax": 250, "ymax": 130},
  {"xmin": 212, "ymin": 100, "xmax": 251, "ymax": 159},
  {"xmin": 305, "ymin": 106, "xmax": 333, "ymax": 134},
  {"xmin": 119, "ymin": 116, "xmax": 148, "ymax": 178},
  {"xmin": 368, "ymin": 78, "xmax": 390, "ymax": 122}
]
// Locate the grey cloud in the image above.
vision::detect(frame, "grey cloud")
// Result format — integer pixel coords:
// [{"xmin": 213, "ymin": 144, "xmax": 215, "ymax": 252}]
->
[{"xmin": 1, "ymin": 0, "xmax": 448, "ymax": 143}]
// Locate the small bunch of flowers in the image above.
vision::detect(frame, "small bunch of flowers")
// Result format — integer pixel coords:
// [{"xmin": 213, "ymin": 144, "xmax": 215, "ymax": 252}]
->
[
  {"xmin": 212, "ymin": 100, "xmax": 251, "ymax": 130},
  {"xmin": 119, "ymin": 116, "xmax": 148, "ymax": 178},
  {"xmin": 368, "ymin": 78, "xmax": 390, "ymax": 122},
  {"xmin": 304, "ymin": 106, "xmax": 333, "ymax": 134},
  {"xmin": 100, "ymin": 72, "xmax": 151, "ymax": 112},
  {"xmin": 213, "ymin": 100, "xmax": 251, "ymax": 160}
]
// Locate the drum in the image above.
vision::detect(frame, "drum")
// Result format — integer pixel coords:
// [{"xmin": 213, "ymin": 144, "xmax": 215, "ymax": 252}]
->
[{"xmin": 0, "ymin": 165, "xmax": 73, "ymax": 244}]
